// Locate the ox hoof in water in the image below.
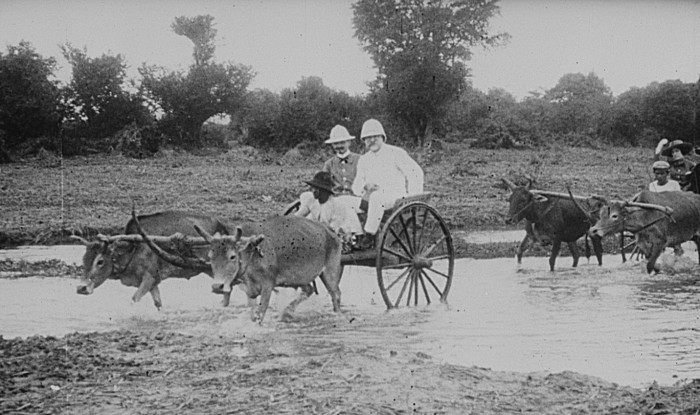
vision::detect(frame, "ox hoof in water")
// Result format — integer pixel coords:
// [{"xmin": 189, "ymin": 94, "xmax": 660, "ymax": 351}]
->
[{"xmin": 76, "ymin": 285, "xmax": 93, "ymax": 295}]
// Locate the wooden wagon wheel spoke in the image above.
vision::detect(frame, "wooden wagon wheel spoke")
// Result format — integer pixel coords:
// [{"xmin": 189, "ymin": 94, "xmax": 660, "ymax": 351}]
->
[
  {"xmin": 422, "ymin": 266, "xmax": 451, "ymax": 280},
  {"xmin": 384, "ymin": 267, "xmax": 412, "ymax": 292},
  {"xmin": 393, "ymin": 269, "xmax": 413, "ymax": 308},
  {"xmin": 416, "ymin": 207, "xmax": 430, "ymax": 251},
  {"xmin": 382, "ymin": 246, "xmax": 413, "ymax": 263},
  {"xmin": 381, "ymin": 261, "xmax": 414, "ymax": 270},
  {"xmin": 420, "ymin": 269, "xmax": 444, "ymax": 299},
  {"xmin": 394, "ymin": 215, "xmax": 415, "ymax": 255},
  {"xmin": 418, "ymin": 270, "xmax": 432, "ymax": 305},
  {"xmin": 425, "ymin": 254, "xmax": 451, "ymax": 262},
  {"xmin": 387, "ymin": 227, "xmax": 414, "ymax": 258},
  {"xmin": 422, "ymin": 235, "xmax": 448, "ymax": 257}
]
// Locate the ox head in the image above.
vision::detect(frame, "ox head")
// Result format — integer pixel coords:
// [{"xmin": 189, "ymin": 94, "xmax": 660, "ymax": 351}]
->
[
  {"xmin": 589, "ymin": 199, "xmax": 626, "ymax": 238},
  {"xmin": 502, "ymin": 178, "xmax": 548, "ymax": 224},
  {"xmin": 589, "ymin": 198, "xmax": 673, "ymax": 238},
  {"xmin": 194, "ymin": 225, "xmax": 265, "ymax": 296},
  {"xmin": 72, "ymin": 234, "xmax": 134, "ymax": 295}
]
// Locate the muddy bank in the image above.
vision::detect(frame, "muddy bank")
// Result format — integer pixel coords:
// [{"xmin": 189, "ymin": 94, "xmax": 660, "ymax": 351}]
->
[{"xmin": 2, "ymin": 314, "xmax": 700, "ymax": 415}]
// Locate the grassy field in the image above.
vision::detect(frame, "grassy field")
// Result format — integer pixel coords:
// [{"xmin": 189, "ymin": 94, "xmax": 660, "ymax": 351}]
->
[{"xmin": 0, "ymin": 142, "xmax": 652, "ymax": 253}]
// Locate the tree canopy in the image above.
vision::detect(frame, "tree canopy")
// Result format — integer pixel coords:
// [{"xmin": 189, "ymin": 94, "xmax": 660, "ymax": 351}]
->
[
  {"xmin": 353, "ymin": 0, "xmax": 509, "ymax": 146},
  {"xmin": 139, "ymin": 14, "xmax": 254, "ymax": 147},
  {"xmin": 0, "ymin": 41, "xmax": 62, "ymax": 150}
]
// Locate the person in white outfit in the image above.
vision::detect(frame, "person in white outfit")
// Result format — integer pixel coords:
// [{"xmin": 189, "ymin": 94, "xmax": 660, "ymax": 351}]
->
[
  {"xmin": 295, "ymin": 171, "xmax": 363, "ymax": 251},
  {"xmin": 648, "ymin": 160, "xmax": 681, "ymax": 192},
  {"xmin": 352, "ymin": 119, "xmax": 424, "ymax": 249}
]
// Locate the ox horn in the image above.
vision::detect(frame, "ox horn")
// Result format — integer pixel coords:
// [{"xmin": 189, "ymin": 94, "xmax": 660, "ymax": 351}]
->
[
  {"xmin": 501, "ymin": 178, "xmax": 517, "ymax": 191},
  {"xmin": 131, "ymin": 208, "xmax": 211, "ymax": 271},
  {"xmin": 623, "ymin": 201, "xmax": 674, "ymax": 216},
  {"xmin": 194, "ymin": 225, "xmax": 214, "ymax": 243},
  {"xmin": 70, "ymin": 235, "xmax": 90, "ymax": 245}
]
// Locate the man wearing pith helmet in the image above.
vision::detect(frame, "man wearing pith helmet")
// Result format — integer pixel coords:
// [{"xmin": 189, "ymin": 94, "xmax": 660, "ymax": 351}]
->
[
  {"xmin": 322, "ymin": 125, "xmax": 361, "ymax": 199},
  {"xmin": 352, "ymin": 119, "xmax": 424, "ymax": 250},
  {"xmin": 296, "ymin": 125, "xmax": 363, "ymax": 236}
]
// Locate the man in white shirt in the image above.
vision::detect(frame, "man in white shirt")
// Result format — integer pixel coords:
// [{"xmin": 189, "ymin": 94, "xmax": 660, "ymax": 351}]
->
[
  {"xmin": 352, "ymin": 119, "xmax": 424, "ymax": 249},
  {"xmin": 648, "ymin": 160, "xmax": 681, "ymax": 192}
]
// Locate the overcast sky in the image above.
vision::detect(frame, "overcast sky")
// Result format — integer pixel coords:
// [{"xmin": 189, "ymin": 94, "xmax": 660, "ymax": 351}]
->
[{"xmin": 1, "ymin": 0, "xmax": 698, "ymax": 100}]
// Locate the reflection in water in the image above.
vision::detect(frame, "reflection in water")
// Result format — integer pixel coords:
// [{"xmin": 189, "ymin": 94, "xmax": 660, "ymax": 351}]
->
[{"xmin": 0, "ymin": 246, "xmax": 699, "ymax": 388}]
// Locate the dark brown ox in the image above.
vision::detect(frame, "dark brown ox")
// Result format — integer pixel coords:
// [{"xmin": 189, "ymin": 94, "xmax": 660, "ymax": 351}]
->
[
  {"xmin": 72, "ymin": 211, "xmax": 229, "ymax": 309},
  {"xmin": 134, "ymin": 215, "xmax": 342, "ymax": 324},
  {"xmin": 589, "ymin": 190, "xmax": 700, "ymax": 274},
  {"xmin": 502, "ymin": 178, "xmax": 604, "ymax": 271}
]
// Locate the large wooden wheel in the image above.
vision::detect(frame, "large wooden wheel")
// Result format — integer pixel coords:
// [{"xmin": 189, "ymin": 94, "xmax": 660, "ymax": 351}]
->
[{"xmin": 375, "ymin": 201, "xmax": 454, "ymax": 309}]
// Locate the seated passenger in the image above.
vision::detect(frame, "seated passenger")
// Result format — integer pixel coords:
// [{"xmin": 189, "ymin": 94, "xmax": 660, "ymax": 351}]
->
[
  {"xmin": 297, "ymin": 125, "xmax": 362, "ymax": 218},
  {"xmin": 352, "ymin": 119, "xmax": 424, "ymax": 250},
  {"xmin": 295, "ymin": 171, "xmax": 363, "ymax": 250},
  {"xmin": 648, "ymin": 160, "xmax": 681, "ymax": 192},
  {"xmin": 669, "ymin": 150, "xmax": 696, "ymax": 190}
]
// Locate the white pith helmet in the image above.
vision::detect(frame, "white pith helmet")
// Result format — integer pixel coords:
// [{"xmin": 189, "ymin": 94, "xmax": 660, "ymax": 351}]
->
[
  {"xmin": 360, "ymin": 119, "xmax": 386, "ymax": 141},
  {"xmin": 324, "ymin": 125, "xmax": 355, "ymax": 144}
]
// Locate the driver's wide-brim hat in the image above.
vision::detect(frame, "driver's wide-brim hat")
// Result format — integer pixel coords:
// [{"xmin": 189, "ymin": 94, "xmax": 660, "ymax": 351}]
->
[
  {"xmin": 324, "ymin": 125, "xmax": 355, "ymax": 144},
  {"xmin": 304, "ymin": 171, "xmax": 336, "ymax": 194},
  {"xmin": 661, "ymin": 140, "xmax": 694, "ymax": 157}
]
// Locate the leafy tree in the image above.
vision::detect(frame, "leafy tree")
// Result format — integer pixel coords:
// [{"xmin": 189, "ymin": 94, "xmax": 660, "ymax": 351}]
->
[
  {"xmin": 242, "ymin": 77, "xmax": 367, "ymax": 150},
  {"xmin": 544, "ymin": 72, "xmax": 613, "ymax": 137},
  {"xmin": 139, "ymin": 15, "xmax": 254, "ymax": 147},
  {"xmin": 0, "ymin": 41, "xmax": 62, "ymax": 152},
  {"xmin": 608, "ymin": 87, "xmax": 646, "ymax": 145},
  {"xmin": 60, "ymin": 44, "xmax": 151, "ymax": 146},
  {"xmin": 639, "ymin": 80, "xmax": 695, "ymax": 144},
  {"xmin": 353, "ymin": 0, "xmax": 509, "ymax": 146}
]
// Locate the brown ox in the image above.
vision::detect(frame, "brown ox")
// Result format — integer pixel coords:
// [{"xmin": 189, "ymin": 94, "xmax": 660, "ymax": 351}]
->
[
  {"xmin": 502, "ymin": 178, "xmax": 604, "ymax": 271},
  {"xmin": 134, "ymin": 215, "xmax": 342, "ymax": 323},
  {"xmin": 73, "ymin": 211, "xmax": 229, "ymax": 309},
  {"xmin": 589, "ymin": 190, "xmax": 700, "ymax": 274}
]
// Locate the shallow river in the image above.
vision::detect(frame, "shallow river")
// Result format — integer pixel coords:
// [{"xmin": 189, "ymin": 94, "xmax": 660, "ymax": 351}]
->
[{"xmin": 1, "ymin": 242, "xmax": 699, "ymax": 388}]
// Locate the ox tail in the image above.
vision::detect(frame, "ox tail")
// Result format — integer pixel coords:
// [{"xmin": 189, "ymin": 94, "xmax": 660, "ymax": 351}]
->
[{"xmin": 584, "ymin": 234, "xmax": 591, "ymax": 261}]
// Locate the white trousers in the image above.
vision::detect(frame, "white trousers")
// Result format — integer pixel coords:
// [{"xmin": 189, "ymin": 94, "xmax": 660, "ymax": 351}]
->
[{"xmin": 363, "ymin": 189, "xmax": 406, "ymax": 235}]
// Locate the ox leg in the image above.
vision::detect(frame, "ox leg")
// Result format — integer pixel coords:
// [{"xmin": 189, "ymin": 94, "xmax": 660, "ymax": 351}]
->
[
  {"xmin": 516, "ymin": 235, "xmax": 529, "ymax": 264},
  {"xmin": 253, "ymin": 284, "xmax": 274, "ymax": 324},
  {"xmin": 319, "ymin": 253, "xmax": 343, "ymax": 313},
  {"xmin": 591, "ymin": 235, "xmax": 604, "ymax": 266},
  {"xmin": 549, "ymin": 241, "xmax": 562, "ymax": 271},
  {"xmin": 132, "ymin": 274, "xmax": 157, "ymax": 307},
  {"xmin": 281, "ymin": 284, "xmax": 315, "ymax": 322},
  {"xmin": 646, "ymin": 247, "xmax": 663, "ymax": 274},
  {"xmin": 149, "ymin": 285, "xmax": 163, "ymax": 310},
  {"xmin": 568, "ymin": 241, "xmax": 580, "ymax": 268}
]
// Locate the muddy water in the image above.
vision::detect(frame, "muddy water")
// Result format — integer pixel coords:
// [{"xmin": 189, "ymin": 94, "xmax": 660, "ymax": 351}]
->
[{"xmin": 1, "ymin": 243, "xmax": 699, "ymax": 388}]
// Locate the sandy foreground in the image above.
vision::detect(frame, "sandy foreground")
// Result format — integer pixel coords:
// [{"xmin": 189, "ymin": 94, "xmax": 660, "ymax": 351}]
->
[{"xmin": 2, "ymin": 295, "xmax": 700, "ymax": 415}]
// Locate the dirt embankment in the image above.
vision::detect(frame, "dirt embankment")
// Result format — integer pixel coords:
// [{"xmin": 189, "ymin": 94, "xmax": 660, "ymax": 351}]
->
[{"xmin": 2, "ymin": 305, "xmax": 700, "ymax": 414}]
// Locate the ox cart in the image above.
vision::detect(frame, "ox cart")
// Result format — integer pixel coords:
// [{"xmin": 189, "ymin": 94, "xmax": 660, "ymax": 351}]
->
[{"xmin": 283, "ymin": 192, "xmax": 455, "ymax": 309}]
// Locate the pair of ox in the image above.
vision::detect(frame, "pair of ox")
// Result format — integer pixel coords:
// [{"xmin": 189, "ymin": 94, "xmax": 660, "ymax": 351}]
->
[
  {"xmin": 72, "ymin": 211, "xmax": 230, "ymax": 310},
  {"xmin": 588, "ymin": 190, "xmax": 700, "ymax": 274},
  {"xmin": 74, "ymin": 210, "xmax": 343, "ymax": 323},
  {"xmin": 133, "ymin": 213, "xmax": 342, "ymax": 323},
  {"xmin": 502, "ymin": 178, "xmax": 604, "ymax": 271}
]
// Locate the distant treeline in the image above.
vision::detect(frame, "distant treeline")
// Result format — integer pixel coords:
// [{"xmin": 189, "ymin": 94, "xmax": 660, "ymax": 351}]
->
[{"xmin": 1, "ymin": 38, "xmax": 698, "ymax": 162}]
